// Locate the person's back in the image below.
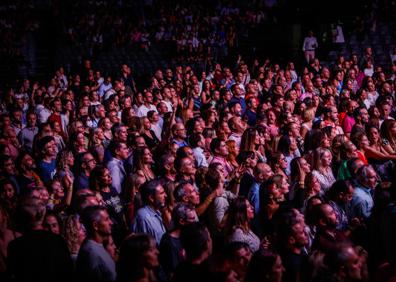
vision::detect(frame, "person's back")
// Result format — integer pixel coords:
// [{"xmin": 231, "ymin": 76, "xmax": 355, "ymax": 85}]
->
[
  {"xmin": 6, "ymin": 197, "xmax": 73, "ymax": 282},
  {"xmin": 7, "ymin": 229, "xmax": 73, "ymax": 282},
  {"xmin": 76, "ymin": 238, "xmax": 116, "ymax": 282}
]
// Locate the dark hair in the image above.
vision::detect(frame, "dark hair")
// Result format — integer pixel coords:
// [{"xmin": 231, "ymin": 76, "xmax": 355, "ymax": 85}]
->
[
  {"xmin": 245, "ymin": 249, "xmax": 280, "ymax": 282},
  {"xmin": 89, "ymin": 165, "xmax": 108, "ymax": 191},
  {"xmin": 210, "ymin": 138, "xmax": 222, "ymax": 154},
  {"xmin": 140, "ymin": 179, "xmax": 162, "ymax": 205},
  {"xmin": 327, "ymin": 179, "xmax": 353, "ymax": 201},
  {"xmin": 117, "ymin": 234, "xmax": 156, "ymax": 282},
  {"xmin": 180, "ymin": 222, "xmax": 210, "ymax": 260},
  {"xmin": 80, "ymin": 205, "xmax": 108, "ymax": 236}
]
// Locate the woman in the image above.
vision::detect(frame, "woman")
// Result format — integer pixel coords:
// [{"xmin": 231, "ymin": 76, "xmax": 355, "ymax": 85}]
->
[
  {"xmin": 245, "ymin": 249, "xmax": 285, "ymax": 282},
  {"xmin": 69, "ymin": 132, "xmax": 87, "ymax": 154},
  {"xmin": 289, "ymin": 157, "xmax": 311, "ymax": 206},
  {"xmin": 98, "ymin": 117, "xmax": 113, "ymax": 147},
  {"xmin": 240, "ymin": 127, "xmax": 267, "ymax": 162},
  {"xmin": 265, "ymin": 109, "xmax": 279, "ymax": 137},
  {"xmin": 89, "ymin": 166, "xmax": 127, "ymax": 245},
  {"xmin": 47, "ymin": 176, "xmax": 73, "ymax": 212},
  {"xmin": 89, "ymin": 127, "xmax": 106, "ymax": 164},
  {"xmin": 226, "ymin": 197, "xmax": 260, "ymax": 253},
  {"xmin": 117, "ymin": 234, "xmax": 160, "ymax": 282},
  {"xmin": 64, "ymin": 214, "xmax": 86, "ymax": 263},
  {"xmin": 380, "ymin": 119, "xmax": 396, "ymax": 154},
  {"xmin": 302, "ymin": 173, "xmax": 322, "ymax": 212},
  {"xmin": 277, "ymin": 135, "xmax": 301, "ymax": 176},
  {"xmin": 140, "ymin": 117, "xmax": 160, "ymax": 150},
  {"xmin": 300, "ymin": 108, "xmax": 315, "ymax": 139},
  {"xmin": 311, "ymin": 148, "xmax": 336, "ymax": 194},
  {"xmin": 269, "ymin": 152, "xmax": 288, "ymax": 180},
  {"xmin": 225, "ymin": 140, "xmax": 239, "ymax": 169},
  {"xmin": 55, "ymin": 150, "xmax": 75, "ymax": 185},
  {"xmin": 133, "ymin": 147, "xmax": 155, "ymax": 182},
  {"xmin": 365, "ymin": 125, "xmax": 396, "ymax": 182}
]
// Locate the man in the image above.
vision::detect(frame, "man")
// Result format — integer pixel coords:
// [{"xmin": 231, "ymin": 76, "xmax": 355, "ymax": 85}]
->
[
  {"xmin": 326, "ymin": 243, "xmax": 364, "ymax": 281},
  {"xmin": 278, "ymin": 219, "xmax": 309, "ymax": 282},
  {"xmin": 47, "ymin": 98, "xmax": 68, "ymax": 136},
  {"xmin": 341, "ymin": 100, "xmax": 358, "ymax": 138},
  {"xmin": 243, "ymin": 98, "xmax": 258, "ymax": 126},
  {"xmin": 76, "ymin": 205, "xmax": 116, "ymax": 282},
  {"xmin": 74, "ymin": 152, "xmax": 97, "ymax": 191},
  {"xmin": 7, "ymin": 197, "xmax": 73, "ymax": 282},
  {"xmin": 173, "ymin": 222, "xmax": 213, "ymax": 282},
  {"xmin": 302, "ymin": 30, "xmax": 318, "ymax": 63},
  {"xmin": 91, "ymin": 105, "xmax": 106, "ymax": 128},
  {"xmin": 247, "ymin": 163, "xmax": 274, "ymax": 213},
  {"xmin": 210, "ymin": 138, "xmax": 233, "ymax": 178},
  {"xmin": 171, "ymin": 123, "xmax": 188, "ymax": 148},
  {"xmin": 322, "ymin": 106, "xmax": 344, "ymax": 135},
  {"xmin": 174, "ymin": 182, "xmax": 200, "ymax": 207},
  {"xmin": 36, "ymin": 136, "xmax": 58, "ymax": 184},
  {"xmin": 230, "ymin": 84, "xmax": 246, "ymax": 114},
  {"xmin": 132, "ymin": 180, "xmax": 167, "ymax": 245},
  {"xmin": 137, "ymin": 91, "xmax": 158, "ymax": 117},
  {"xmin": 228, "ymin": 116, "xmax": 246, "ymax": 147},
  {"xmin": 16, "ymin": 152, "xmax": 41, "ymax": 195},
  {"xmin": 159, "ymin": 203, "xmax": 198, "ymax": 279},
  {"xmin": 351, "ymin": 106, "xmax": 369, "ymax": 138},
  {"xmin": 18, "ymin": 112, "xmax": 39, "ymax": 153},
  {"xmin": 189, "ymin": 133, "xmax": 208, "ymax": 168},
  {"xmin": 311, "ymin": 203, "xmax": 348, "ymax": 252},
  {"xmin": 350, "ymin": 165, "xmax": 377, "ymax": 221},
  {"xmin": 106, "ymin": 141, "xmax": 128, "ymax": 194},
  {"xmin": 175, "ymin": 157, "xmax": 197, "ymax": 184}
]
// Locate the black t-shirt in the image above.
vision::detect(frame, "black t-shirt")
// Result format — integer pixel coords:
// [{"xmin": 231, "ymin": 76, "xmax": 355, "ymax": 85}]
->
[
  {"xmin": 7, "ymin": 230, "xmax": 73, "ymax": 282},
  {"xmin": 172, "ymin": 260, "xmax": 211, "ymax": 282},
  {"xmin": 159, "ymin": 233, "xmax": 183, "ymax": 277}
]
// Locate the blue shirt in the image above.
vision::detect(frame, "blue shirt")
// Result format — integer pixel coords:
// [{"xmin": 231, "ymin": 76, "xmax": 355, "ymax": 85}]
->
[
  {"xmin": 350, "ymin": 185, "xmax": 374, "ymax": 220},
  {"xmin": 37, "ymin": 159, "xmax": 56, "ymax": 183},
  {"xmin": 248, "ymin": 181, "xmax": 261, "ymax": 215},
  {"xmin": 132, "ymin": 206, "xmax": 166, "ymax": 245}
]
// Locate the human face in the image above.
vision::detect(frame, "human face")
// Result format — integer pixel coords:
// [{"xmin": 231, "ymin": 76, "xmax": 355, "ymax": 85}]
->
[
  {"xmin": 365, "ymin": 167, "xmax": 377, "ymax": 188},
  {"xmin": 105, "ymin": 236, "xmax": 118, "ymax": 261},
  {"xmin": 2, "ymin": 183, "xmax": 15, "ymax": 199},
  {"xmin": 182, "ymin": 158, "xmax": 196, "ymax": 176},
  {"xmin": 218, "ymin": 141, "xmax": 229, "ymax": 157},
  {"xmin": 246, "ymin": 200, "xmax": 255, "ymax": 220},
  {"xmin": 101, "ymin": 168, "xmax": 113, "ymax": 186},
  {"xmin": 272, "ymin": 255, "xmax": 285, "ymax": 282},
  {"xmin": 52, "ymin": 181, "xmax": 65, "ymax": 199},
  {"xmin": 154, "ymin": 185, "xmax": 167, "ymax": 208},
  {"xmin": 279, "ymin": 154, "xmax": 288, "ymax": 170},
  {"xmin": 368, "ymin": 127, "xmax": 379, "ymax": 143},
  {"xmin": 279, "ymin": 177, "xmax": 290, "ymax": 195},
  {"xmin": 345, "ymin": 247, "xmax": 363, "ymax": 280},
  {"xmin": 321, "ymin": 151, "xmax": 332, "ymax": 167},
  {"xmin": 143, "ymin": 118, "xmax": 151, "ymax": 130},
  {"xmin": 299, "ymin": 158, "xmax": 311, "ymax": 173},
  {"xmin": 310, "ymin": 176, "xmax": 321, "ymax": 194},
  {"xmin": 77, "ymin": 132, "xmax": 86, "ymax": 146},
  {"xmin": 292, "ymin": 223, "xmax": 308, "ymax": 248},
  {"xmin": 117, "ymin": 143, "xmax": 130, "ymax": 160},
  {"xmin": 143, "ymin": 148, "xmax": 153, "ymax": 164},
  {"xmin": 96, "ymin": 210, "xmax": 113, "ymax": 236},
  {"xmin": 84, "ymin": 153, "xmax": 97, "ymax": 171},
  {"xmin": 45, "ymin": 140, "xmax": 57, "ymax": 157},
  {"xmin": 117, "ymin": 126, "xmax": 128, "ymax": 142},
  {"xmin": 185, "ymin": 184, "xmax": 200, "ymax": 205},
  {"xmin": 45, "ymin": 215, "xmax": 60, "ymax": 235},
  {"xmin": 143, "ymin": 238, "xmax": 159, "ymax": 268},
  {"xmin": 323, "ymin": 204, "xmax": 339, "ymax": 228}
]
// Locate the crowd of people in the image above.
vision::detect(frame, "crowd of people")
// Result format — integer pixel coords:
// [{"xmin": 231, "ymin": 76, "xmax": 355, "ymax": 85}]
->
[
  {"xmin": 60, "ymin": 0, "xmax": 275, "ymax": 64},
  {"xmin": 1, "ymin": 34, "xmax": 396, "ymax": 282}
]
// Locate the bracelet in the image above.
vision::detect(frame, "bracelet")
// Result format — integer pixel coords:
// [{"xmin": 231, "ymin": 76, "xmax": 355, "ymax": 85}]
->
[{"xmin": 298, "ymin": 181, "xmax": 305, "ymax": 186}]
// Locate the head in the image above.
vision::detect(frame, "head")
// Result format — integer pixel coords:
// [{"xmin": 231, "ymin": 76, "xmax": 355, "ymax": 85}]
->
[
  {"xmin": 140, "ymin": 180, "xmax": 166, "ymax": 209},
  {"xmin": 245, "ymin": 249, "xmax": 284, "ymax": 282},
  {"xmin": 117, "ymin": 234, "xmax": 159, "ymax": 281},
  {"xmin": 180, "ymin": 222, "xmax": 212, "ymax": 261},
  {"xmin": 80, "ymin": 205, "xmax": 112, "ymax": 239}
]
